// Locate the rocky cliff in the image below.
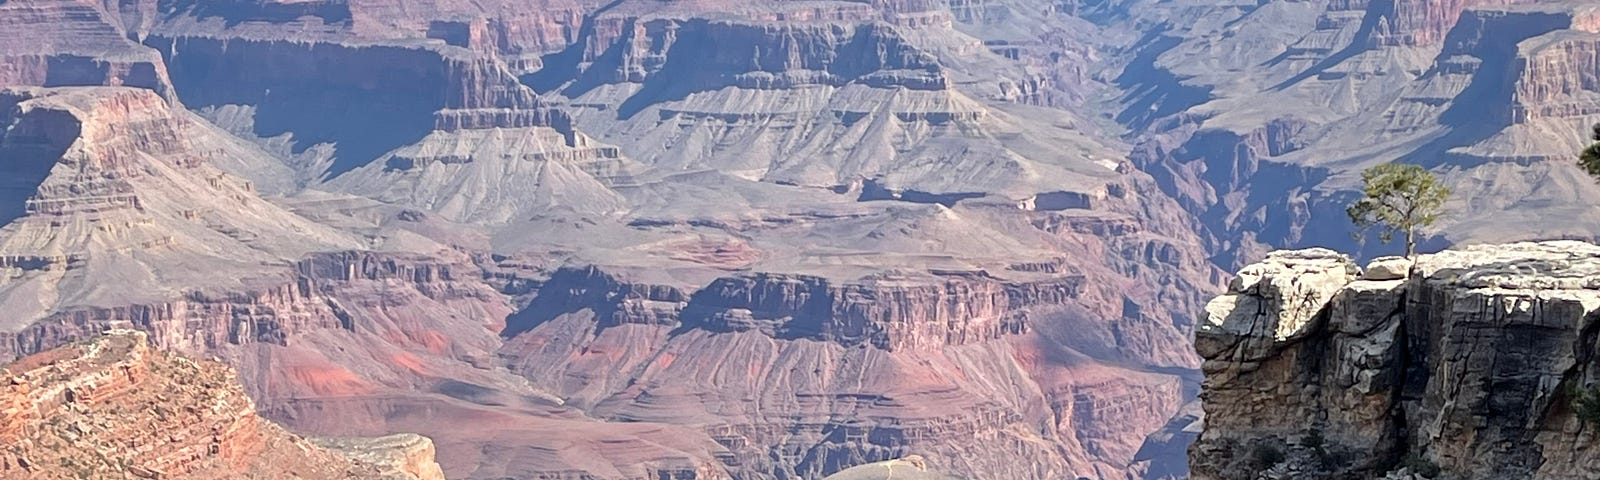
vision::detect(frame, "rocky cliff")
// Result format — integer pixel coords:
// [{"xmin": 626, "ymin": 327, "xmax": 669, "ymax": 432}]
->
[
  {"xmin": 0, "ymin": 86, "xmax": 360, "ymax": 317},
  {"xmin": 0, "ymin": 330, "xmax": 446, "ymax": 480},
  {"xmin": 1192, "ymin": 241, "xmax": 1600, "ymax": 479},
  {"xmin": 0, "ymin": 0, "xmax": 175, "ymax": 99}
]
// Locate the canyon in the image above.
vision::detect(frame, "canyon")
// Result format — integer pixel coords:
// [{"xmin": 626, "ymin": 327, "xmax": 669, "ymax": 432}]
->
[{"xmin": 1, "ymin": 0, "xmax": 1599, "ymax": 478}]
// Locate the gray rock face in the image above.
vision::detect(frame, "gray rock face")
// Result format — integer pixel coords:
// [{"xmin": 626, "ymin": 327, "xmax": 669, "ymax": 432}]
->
[{"xmin": 1192, "ymin": 241, "xmax": 1600, "ymax": 480}]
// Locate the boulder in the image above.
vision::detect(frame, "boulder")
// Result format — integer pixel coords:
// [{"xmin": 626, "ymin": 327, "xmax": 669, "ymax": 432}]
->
[{"xmin": 1362, "ymin": 256, "xmax": 1411, "ymax": 280}]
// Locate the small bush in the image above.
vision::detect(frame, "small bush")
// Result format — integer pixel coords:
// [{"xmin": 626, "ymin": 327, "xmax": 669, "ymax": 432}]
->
[
  {"xmin": 1302, "ymin": 429, "xmax": 1325, "ymax": 450},
  {"xmin": 1301, "ymin": 429, "xmax": 1332, "ymax": 468},
  {"xmin": 1573, "ymin": 384, "xmax": 1600, "ymax": 426},
  {"xmin": 1250, "ymin": 443, "xmax": 1286, "ymax": 470}
]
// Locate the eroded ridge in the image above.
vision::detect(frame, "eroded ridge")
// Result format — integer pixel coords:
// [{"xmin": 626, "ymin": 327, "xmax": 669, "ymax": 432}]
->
[{"xmin": 0, "ymin": 330, "xmax": 446, "ymax": 480}]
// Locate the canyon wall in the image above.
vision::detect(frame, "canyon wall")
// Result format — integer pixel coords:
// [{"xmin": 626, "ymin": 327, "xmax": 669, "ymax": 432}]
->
[
  {"xmin": 1192, "ymin": 242, "xmax": 1600, "ymax": 479},
  {"xmin": 0, "ymin": 1, "xmax": 1256, "ymax": 478},
  {"xmin": 492, "ymin": 241, "xmax": 1205, "ymax": 479}
]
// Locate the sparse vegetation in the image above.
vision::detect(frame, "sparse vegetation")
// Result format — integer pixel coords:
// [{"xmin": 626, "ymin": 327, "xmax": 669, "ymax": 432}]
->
[
  {"xmin": 1249, "ymin": 443, "xmax": 1286, "ymax": 470},
  {"xmin": 1301, "ymin": 429, "xmax": 1325, "ymax": 450},
  {"xmin": 1347, "ymin": 163, "xmax": 1450, "ymax": 258},
  {"xmin": 1579, "ymin": 124, "xmax": 1600, "ymax": 179},
  {"xmin": 1571, "ymin": 383, "xmax": 1600, "ymax": 427},
  {"xmin": 1302, "ymin": 429, "xmax": 1333, "ymax": 466}
]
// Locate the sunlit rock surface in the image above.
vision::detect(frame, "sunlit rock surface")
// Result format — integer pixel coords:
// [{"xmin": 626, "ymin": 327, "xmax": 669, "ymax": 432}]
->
[{"xmin": 1194, "ymin": 241, "xmax": 1600, "ymax": 480}]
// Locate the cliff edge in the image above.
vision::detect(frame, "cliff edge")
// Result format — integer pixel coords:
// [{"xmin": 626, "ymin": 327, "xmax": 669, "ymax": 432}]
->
[{"xmin": 1191, "ymin": 241, "xmax": 1600, "ymax": 479}]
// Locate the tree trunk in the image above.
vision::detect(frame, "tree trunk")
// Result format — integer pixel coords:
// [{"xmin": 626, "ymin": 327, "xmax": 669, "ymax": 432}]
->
[{"xmin": 1406, "ymin": 229, "xmax": 1416, "ymax": 258}]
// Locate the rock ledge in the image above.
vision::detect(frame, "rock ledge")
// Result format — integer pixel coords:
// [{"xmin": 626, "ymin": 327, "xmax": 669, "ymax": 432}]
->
[{"xmin": 1193, "ymin": 241, "xmax": 1600, "ymax": 480}]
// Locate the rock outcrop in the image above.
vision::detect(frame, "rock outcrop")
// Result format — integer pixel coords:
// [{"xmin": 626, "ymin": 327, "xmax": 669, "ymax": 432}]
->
[
  {"xmin": 1374, "ymin": 0, "xmax": 1537, "ymax": 47},
  {"xmin": 0, "ymin": 86, "xmax": 359, "ymax": 320},
  {"xmin": 822, "ymin": 456, "xmax": 960, "ymax": 480},
  {"xmin": 0, "ymin": 0, "xmax": 175, "ymax": 99},
  {"xmin": 0, "ymin": 330, "xmax": 446, "ymax": 480},
  {"xmin": 1192, "ymin": 241, "xmax": 1600, "ymax": 480},
  {"xmin": 317, "ymin": 434, "xmax": 450, "ymax": 480}
]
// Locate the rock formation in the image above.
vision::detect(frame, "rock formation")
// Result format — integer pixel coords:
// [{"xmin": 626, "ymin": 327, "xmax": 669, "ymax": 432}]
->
[
  {"xmin": 317, "ymin": 434, "xmax": 451, "ymax": 480},
  {"xmin": 1193, "ymin": 241, "xmax": 1600, "ymax": 479},
  {"xmin": 497, "ymin": 262, "xmax": 1194, "ymax": 478},
  {"xmin": 0, "ymin": 330, "xmax": 445, "ymax": 480},
  {"xmin": 13, "ymin": 0, "xmax": 1600, "ymax": 478},
  {"xmin": 822, "ymin": 456, "xmax": 960, "ymax": 480}
]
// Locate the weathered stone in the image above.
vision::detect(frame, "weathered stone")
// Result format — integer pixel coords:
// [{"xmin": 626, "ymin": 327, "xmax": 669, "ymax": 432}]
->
[
  {"xmin": 1193, "ymin": 241, "xmax": 1600, "ymax": 480},
  {"xmin": 1363, "ymin": 256, "xmax": 1411, "ymax": 281},
  {"xmin": 1197, "ymin": 248, "xmax": 1357, "ymax": 363}
]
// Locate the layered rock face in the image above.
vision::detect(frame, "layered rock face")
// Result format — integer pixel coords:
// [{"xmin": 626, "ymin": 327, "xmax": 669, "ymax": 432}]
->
[
  {"xmin": 1193, "ymin": 241, "xmax": 1600, "ymax": 479},
  {"xmin": 1374, "ymin": 0, "xmax": 1536, "ymax": 46},
  {"xmin": 1108, "ymin": 0, "xmax": 1600, "ymax": 268},
  {"xmin": 150, "ymin": 34, "xmax": 573, "ymax": 179},
  {"xmin": 530, "ymin": 0, "xmax": 1125, "ymax": 206},
  {"xmin": 0, "ymin": 330, "xmax": 445, "ymax": 480},
  {"xmin": 497, "ymin": 252, "xmax": 1199, "ymax": 479},
  {"xmin": 0, "ymin": 0, "xmax": 174, "ymax": 98},
  {"xmin": 0, "ymin": 0, "xmax": 1240, "ymax": 479},
  {"xmin": 1504, "ymin": 7, "xmax": 1600, "ymax": 122},
  {"xmin": 316, "ymin": 434, "xmax": 451, "ymax": 480},
  {"xmin": 681, "ymin": 272, "xmax": 1067, "ymax": 350},
  {"xmin": 324, "ymin": 126, "xmax": 636, "ymax": 223},
  {"xmin": 0, "ymin": 86, "xmax": 358, "ymax": 320},
  {"xmin": 540, "ymin": 17, "xmax": 947, "ymax": 91}
]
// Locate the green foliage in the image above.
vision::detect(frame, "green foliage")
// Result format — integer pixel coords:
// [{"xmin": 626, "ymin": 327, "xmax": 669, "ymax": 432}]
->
[
  {"xmin": 1580, "ymin": 124, "xmax": 1600, "ymax": 179},
  {"xmin": 1572, "ymin": 383, "xmax": 1600, "ymax": 427},
  {"xmin": 1301, "ymin": 429, "xmax": 1324, "ymax": 450},
  {"xmin": 1346, "ymin": 163, "xmax": 1450, "ymax": 258},
  {"xmin": 1300, "ymin": 429, "xmax": 1337, "ymax": 470}
]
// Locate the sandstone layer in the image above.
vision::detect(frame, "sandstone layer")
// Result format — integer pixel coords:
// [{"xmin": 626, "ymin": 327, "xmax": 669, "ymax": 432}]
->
[{"xmin": 1193, "ymin": 241, "xmax": 1600, "ymax": 479}]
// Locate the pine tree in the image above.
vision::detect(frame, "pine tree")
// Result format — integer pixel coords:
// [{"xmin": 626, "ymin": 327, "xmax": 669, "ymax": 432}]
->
[
  {"xmin": 1580, "ymin": 124, "xmax": 1600, "ymax": 178},
  {"xmin": 1347, "ymin": 163, "xmax": 1450, "ymax": 258}
]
